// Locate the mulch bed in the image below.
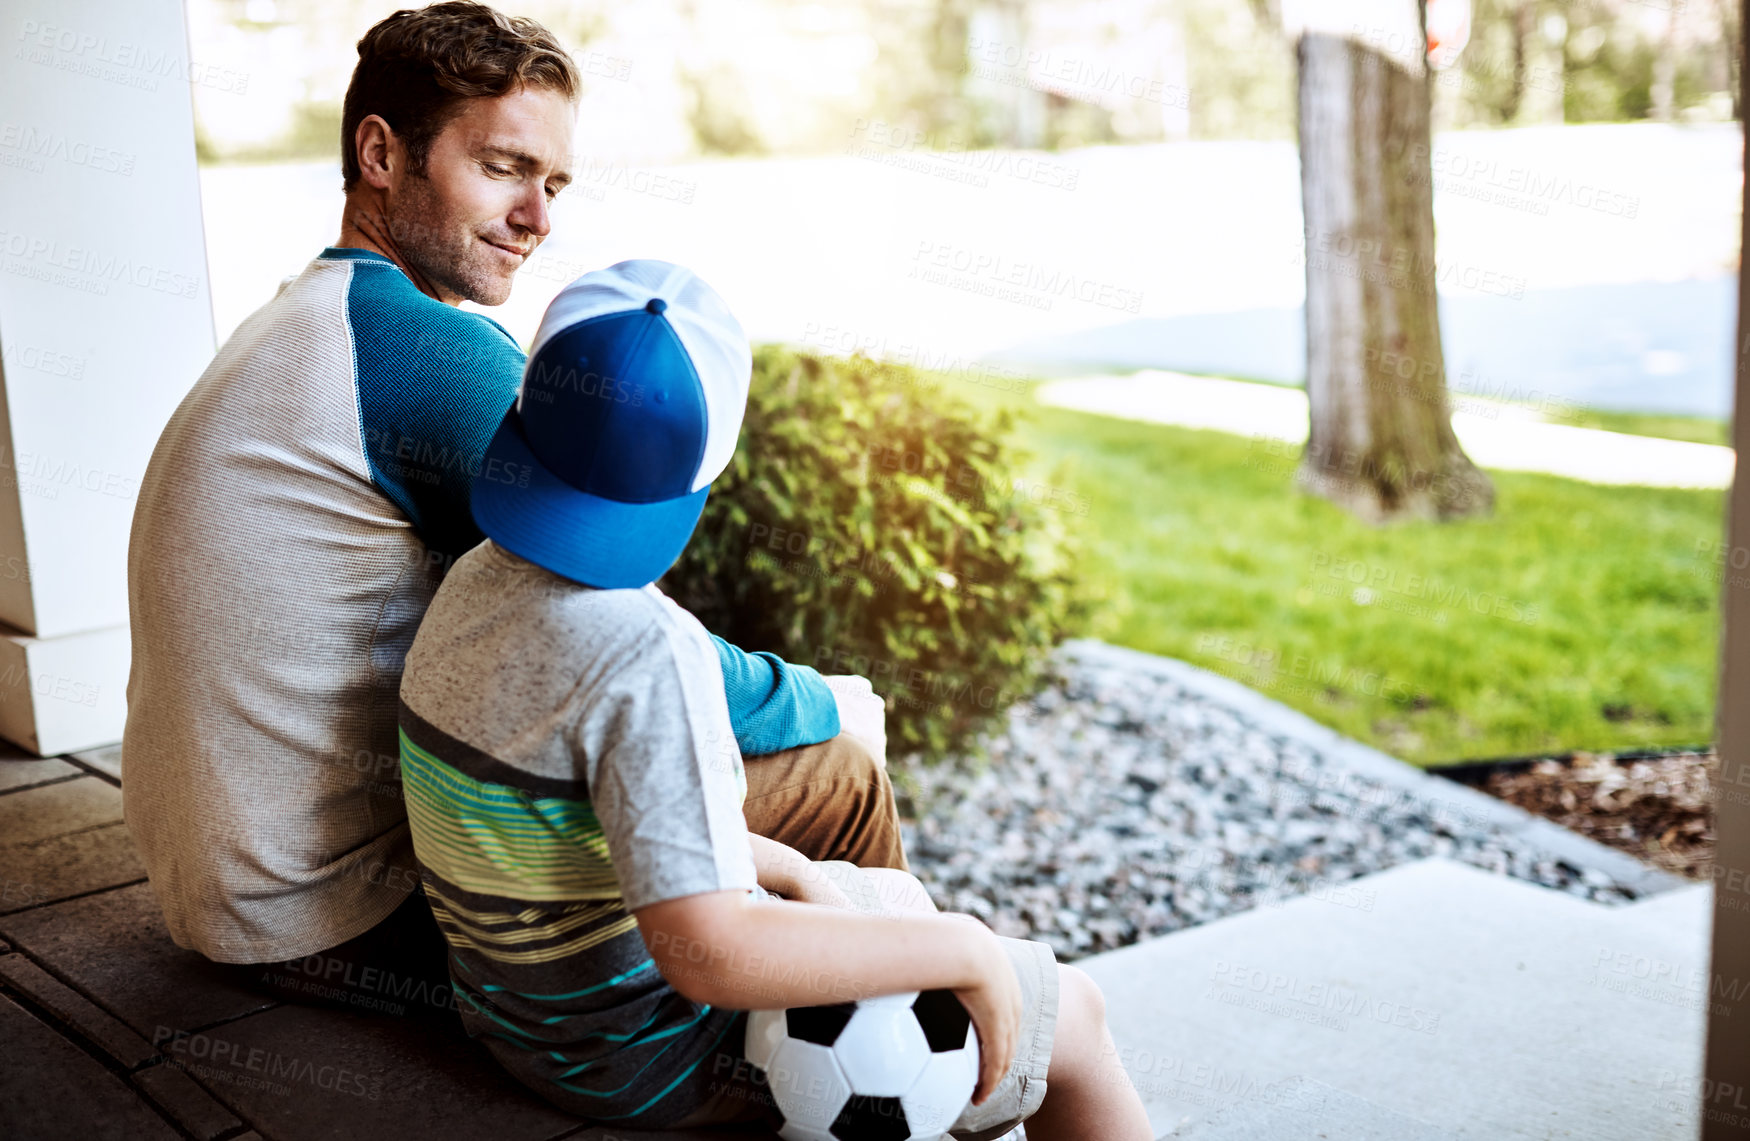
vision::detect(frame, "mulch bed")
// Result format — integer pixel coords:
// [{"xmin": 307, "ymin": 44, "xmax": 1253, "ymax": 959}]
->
[{"xmin": 1438, "ymin": 749, "xmax": 1716, "ymax": 881}]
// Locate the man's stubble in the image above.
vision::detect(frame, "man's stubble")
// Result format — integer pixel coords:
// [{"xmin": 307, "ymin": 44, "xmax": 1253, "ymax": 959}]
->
[{"xmin": 388, "ymin": 170, "xmax": 522, "ymax": 307}]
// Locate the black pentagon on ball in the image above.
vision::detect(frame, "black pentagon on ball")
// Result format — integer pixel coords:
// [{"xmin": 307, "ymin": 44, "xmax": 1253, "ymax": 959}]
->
[
  {"xmin": 830, "ymin": 1092, "xmax": 911, "ymax": 1141},
  {"xmin": 785, "ymin": 1001, "xmax": 858, "ymax": 1046},
  {"xmin": 911, "ymin": 989, "xmax": 972, "ymax": 1052}
]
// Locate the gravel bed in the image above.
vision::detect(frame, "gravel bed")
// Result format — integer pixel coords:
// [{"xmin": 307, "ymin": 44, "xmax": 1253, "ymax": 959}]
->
[{"xmin": 894, "ymin": 651, "xmax": 1644, "ymax": 963}]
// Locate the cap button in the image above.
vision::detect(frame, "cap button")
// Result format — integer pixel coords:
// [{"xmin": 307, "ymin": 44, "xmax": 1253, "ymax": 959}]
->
[{"xmin": 645, "ymin": 297, "xmax": 667, "ymax": 315}]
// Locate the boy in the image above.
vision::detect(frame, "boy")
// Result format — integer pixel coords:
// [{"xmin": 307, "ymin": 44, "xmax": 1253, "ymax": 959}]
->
[{"xmin": 398, "ymin": 260, "xmax": 1152, "ymax": 1138}]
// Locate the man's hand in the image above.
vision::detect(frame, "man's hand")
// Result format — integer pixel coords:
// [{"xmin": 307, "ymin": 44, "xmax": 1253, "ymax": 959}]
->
[
  {"xmin": 823, "ymin": 674, "xmax": 886, "ymax": 767},
  {"xmin": 747, "ymin": 833, "xmax": 852, "ymax": 907}
]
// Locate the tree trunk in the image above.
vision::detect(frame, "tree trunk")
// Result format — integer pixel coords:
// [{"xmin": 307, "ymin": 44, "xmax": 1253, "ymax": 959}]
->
[
  {"xmin": 1513, "ymin": 3, "xmax": 1565, "ymax": 125},
  {"xmin": 1714, "ymin": 0, "xmax": 1741, "ymax": 121},
  {"xmin": 1505, "ymin": 0, "xmax": 1531, "ymax": 122},
  {"xmin": 1650, "ymin": 6, "xmax": 1678, "ymax": 123},
  {"xmin": 1294, "ymin": 27, "xmax": 1494, "ymax": 524}
]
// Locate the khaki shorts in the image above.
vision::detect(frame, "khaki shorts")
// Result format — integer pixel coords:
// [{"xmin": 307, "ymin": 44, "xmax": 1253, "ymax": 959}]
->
[{"xmin": 674, "ymin": 860, "xmax": 1059, "ymax": 1140}]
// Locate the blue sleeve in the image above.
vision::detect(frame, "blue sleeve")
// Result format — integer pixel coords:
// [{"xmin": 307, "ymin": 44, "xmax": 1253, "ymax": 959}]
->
[
  {"xmin": 346, "ymin": 258, "xmax": 527, "ymax": 563},
  {"xmin": 713, "ymin": 635, "xmax": 841, "ymax": 757}
]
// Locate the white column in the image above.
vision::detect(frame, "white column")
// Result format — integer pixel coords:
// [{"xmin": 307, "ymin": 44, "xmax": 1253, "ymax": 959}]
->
[{"xmin": 0, "ymin": 0, "xmax": 215, "ymax": 754}]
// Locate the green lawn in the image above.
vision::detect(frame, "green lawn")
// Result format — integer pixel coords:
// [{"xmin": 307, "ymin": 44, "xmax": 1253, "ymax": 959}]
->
[
  {"xmin": 939, "ymin": 373, "xmax": 1724, "ymax": 767},
  {"xmin": 1559, "ymin": 408, "xmax": 1731, "ymax": 447}
]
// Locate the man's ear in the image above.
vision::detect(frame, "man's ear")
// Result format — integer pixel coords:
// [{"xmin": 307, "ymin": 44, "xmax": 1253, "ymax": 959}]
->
[{"xmin": 353, "ymin": 114, "xmax": 400, "ymax": 191}]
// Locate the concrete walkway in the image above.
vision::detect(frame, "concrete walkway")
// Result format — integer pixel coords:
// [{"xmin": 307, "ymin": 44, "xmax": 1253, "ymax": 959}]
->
[
  {"xmin": 1037, "ymin": 370, "xmax": 1736, "ymax": 489},
  {"xmin": 1080, "ymin": 859, "xmax": 1710, "ymax": 1139}
]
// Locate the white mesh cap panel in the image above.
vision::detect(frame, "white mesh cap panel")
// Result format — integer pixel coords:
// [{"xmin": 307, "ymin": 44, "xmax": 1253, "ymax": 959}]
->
[{"xmin": 527, "ymin": 259, "xmax": 751, "ymax": 494}]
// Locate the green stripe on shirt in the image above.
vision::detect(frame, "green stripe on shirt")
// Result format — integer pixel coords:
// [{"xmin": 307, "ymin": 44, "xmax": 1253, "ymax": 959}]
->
[{"xmin": 401, "ymin": 730, "xmax": 620, "ymax": 901}]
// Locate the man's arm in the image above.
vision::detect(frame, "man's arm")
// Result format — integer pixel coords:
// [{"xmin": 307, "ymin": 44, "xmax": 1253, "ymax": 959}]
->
[
  {"xmin": 746, "ymin": 833, "xmax": 852, "ymax": 907},
  {"xmin": 348, "ymin": 269, "xmax": 526, "ymax": 564},
  {"xmin": 712, "ymin": 636, "xmax": 840, "ymax": 756}
]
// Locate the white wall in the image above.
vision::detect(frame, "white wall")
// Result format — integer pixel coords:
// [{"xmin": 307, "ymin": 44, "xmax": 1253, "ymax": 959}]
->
[{"xmin": 0, "ymin": 0, "xmax": 214, "ymax": 751}]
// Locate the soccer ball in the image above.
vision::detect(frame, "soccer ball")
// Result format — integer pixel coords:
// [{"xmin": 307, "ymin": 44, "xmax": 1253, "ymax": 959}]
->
[{"xmin": 746, "ymin": 989, "xmax": 980, "ymax": 1141}]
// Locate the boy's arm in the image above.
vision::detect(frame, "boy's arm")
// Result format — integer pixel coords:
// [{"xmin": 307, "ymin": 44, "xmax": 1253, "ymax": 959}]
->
[
  {"xmin": 712, "ymin": 635, "xmax": 841, "ymax": 756},
  {"xmin": 588, "ymin": 606, "xmax": 1018, "ymax": 1106},
  {"xmin": 635, "ymin": 888, "xmax": 1023, "ymax": 1109}
]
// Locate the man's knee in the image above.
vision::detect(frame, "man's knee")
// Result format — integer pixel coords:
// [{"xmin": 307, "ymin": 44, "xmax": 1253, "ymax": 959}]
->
[
  {"xmin": 833, "ymin": 733, "xmax": 909, "ymax": 871},
  {"xmin": 830, "ymin": 731, "xmax": 886, "ymax": 781},
  {"xmin": 745, "ymin": 731, "xmax": 907, "ymax": 871},
  {"xmin": 742, "ymin": 730, "xmax": 884, "ymax": 803},
  {"xmin": 830, "ymin": 732, "xmax": 899, "ymax": 817},
  {"xmin": 864, "ymin": 867, "xmax": 935, "ymax": 913}
]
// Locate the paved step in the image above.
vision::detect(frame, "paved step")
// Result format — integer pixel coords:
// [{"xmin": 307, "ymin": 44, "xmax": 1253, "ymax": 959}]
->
[
  {"xmin": 0, "ymin": 755, "xmax": 81, "ymax": 793},
  {"xmin": 159, "ymin": 1003, "xmax": 583, "ymax": 1141},
  {"xmin": 0, "ymin": 881, "xmax": 275, "ymax": 1039},
  {"xmin": 0, "ymin": 992, "xmax": 180, "ymax": 1140},
  {"xmin": 1076, "ymin": 857, "xmax": 1707, "ymax": 1139},
  {"xmin": 0, "ymin": 771, "xmax": 147, "ymax": 916},
  {"xmin": 0, "ymin": 769, "xmax": 784, "ymax": 1140}
]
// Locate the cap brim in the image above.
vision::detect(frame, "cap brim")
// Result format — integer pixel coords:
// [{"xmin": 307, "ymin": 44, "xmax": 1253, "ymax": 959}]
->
[{"xmin": 470, "ymin": 408, "xmax": 708, "ymax": 589}]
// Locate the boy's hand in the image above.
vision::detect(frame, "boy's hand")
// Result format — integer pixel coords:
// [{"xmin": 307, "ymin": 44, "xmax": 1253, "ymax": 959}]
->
[{"xmin": 952, "ymin": 927, "xmax": 1024, "ymax": 1107}]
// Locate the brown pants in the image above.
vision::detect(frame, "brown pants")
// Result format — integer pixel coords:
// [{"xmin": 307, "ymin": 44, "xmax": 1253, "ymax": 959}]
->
[{"xmin": 739, "ymin": 732, "xmax": 910, "ymax": 873}]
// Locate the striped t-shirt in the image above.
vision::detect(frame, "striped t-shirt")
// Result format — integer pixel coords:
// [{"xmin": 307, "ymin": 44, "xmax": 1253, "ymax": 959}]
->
[{"xmin": 399, "ymin": 539, "xmax": 762, "ymax": 1127}]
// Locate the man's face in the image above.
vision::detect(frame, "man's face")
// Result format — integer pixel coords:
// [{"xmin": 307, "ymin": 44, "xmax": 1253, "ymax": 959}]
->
[{"xmin": 386, "ymin": 85, "xmax": 575, "ymax": 307}]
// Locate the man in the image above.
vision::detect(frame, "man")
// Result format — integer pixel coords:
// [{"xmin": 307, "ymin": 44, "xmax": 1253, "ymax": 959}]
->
[{"xmin": 122, "ymin": 1, "xmax": 899, "ymax": 1009}]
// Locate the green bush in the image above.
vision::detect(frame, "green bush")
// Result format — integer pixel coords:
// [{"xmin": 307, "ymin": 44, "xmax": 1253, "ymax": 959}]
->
[{"xmin": 661, "ymin": 344, "xmax": 1085, "ymax": 765}]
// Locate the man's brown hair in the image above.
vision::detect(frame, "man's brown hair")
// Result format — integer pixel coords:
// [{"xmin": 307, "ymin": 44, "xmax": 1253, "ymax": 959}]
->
[{"xmin": 341, "ymin": 1, "xmax": 579, "ymax": 193}]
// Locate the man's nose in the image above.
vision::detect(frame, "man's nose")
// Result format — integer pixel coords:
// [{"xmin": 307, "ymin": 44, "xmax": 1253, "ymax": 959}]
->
[{"xmin": 508, "ymin": 181, "xmax": 552, "ymax": 240}]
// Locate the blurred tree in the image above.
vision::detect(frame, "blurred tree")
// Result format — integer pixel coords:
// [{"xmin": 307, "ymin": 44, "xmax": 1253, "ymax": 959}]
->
[
  {"xmin": 680, "ymin": 65, "xmax": 767, "ymax": 156},
  {"xmin": 873, "ymin": 0, "xmax": 992, "ymax": 145},
  {"xmin": 1514, "ymin": 1, "xmax": 1565, "ymax": 124},
  {"xmin": 1292, "ymin": 0, "xmax": 1494, "ymax": 522},
  {"xmin": 1717, "ymin": 0, "xmax": 1743, "ymax": 118}
]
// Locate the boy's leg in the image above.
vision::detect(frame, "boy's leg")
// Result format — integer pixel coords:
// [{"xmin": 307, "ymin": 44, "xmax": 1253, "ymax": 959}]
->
[
  {"xmin": 741, "ymin": 732, "xmax": 910, "ymax": 872},
  {"xmin": 850, "ymin": 872, "xmax": 1153, "ymax": 1140},
  {"xmin": 1017, "ymin": 966, "xmax": 1154, "ymax": 1141}
]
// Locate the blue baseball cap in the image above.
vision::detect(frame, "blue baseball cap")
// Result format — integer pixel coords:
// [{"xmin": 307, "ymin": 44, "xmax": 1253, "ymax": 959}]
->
[{"xmin": 470, "ymin": 259, "xmax": 751, "ymax": 589}]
